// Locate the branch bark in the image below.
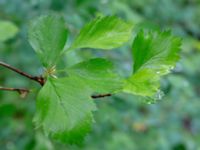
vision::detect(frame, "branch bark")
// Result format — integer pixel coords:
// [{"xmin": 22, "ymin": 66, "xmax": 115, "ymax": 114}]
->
[
  {"xmin": 91, "ymin": 93, "xmax": 112, "ymax": 99},
  {"xmin": 0, "ymin": 86, "xmax": 112, "ymax": 99},
  {"xmin": 0, "ymin": 61, "xmax": 45, "ymax": 86},
  {"xmin": 0, "ymin": 61, "xmax": 112, "ymax": 99},
  {"xmin": 0, "ymin": 87, "xmax": 30, "ymax": 98}
]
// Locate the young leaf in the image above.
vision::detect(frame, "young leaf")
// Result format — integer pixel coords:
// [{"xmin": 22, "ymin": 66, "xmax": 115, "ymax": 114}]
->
[
  {"xmin": 70, "ymin": 16, "xmax": 133, "ymax": 50},
  {"xmin": 67, "ymin": 58, "xmax": 124, "ymax": 94},
  {"xmin": 34, "ymin": 77, "xmax": 96, "ymax": 144},
  {"xmin": 125, "ymin": 69, "xmax": 160, "ymax": 97},
  {"xmin": 28, "ymin": 14, "xmax": 68, "ymax": 68},
  {"xmin": 123, "ymin": 31, "xmax": 181, "ymax": 97},
  {"xmin": 0, "ymin": 20, "xmax": 18, "ymax": 42}
]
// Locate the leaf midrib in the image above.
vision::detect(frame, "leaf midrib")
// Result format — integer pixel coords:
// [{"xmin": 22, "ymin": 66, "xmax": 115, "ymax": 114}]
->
[
  {"xmin": 134, "ymin": 48, "xmax": 167, "ymax": 74},
  {"xmin": 49, "ymin": 78, "xmax": 70, "ymax": 126}
]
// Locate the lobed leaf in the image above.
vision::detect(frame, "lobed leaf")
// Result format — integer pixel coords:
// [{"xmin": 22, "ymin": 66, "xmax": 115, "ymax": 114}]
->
[
  {"xmin": 125, "ymin": 69, "xmax": 159, "ymax": 97},
  {"xmin": 34, "ymin": 77, "xmax": 96, "ymax": 144},
  {"xmin": 28, "ymin": 14, "xmax": 68, "ymax": 68},
  {"xmin": 123, "ymin": 31, "xmax": 181, "ymax": 97},
  {"xmin": 70, "ymin": 16, "xmax": 133, "ymax": 50},
  {"xmin": 68, "ymin": 58, "xmax": 124, "ymax": 94}
]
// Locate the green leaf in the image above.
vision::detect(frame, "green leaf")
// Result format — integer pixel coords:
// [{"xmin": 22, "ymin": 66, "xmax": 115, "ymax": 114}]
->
[
  {"xmin": 0, "ymin": 20, "xmax": 18, "ymax": 42},
  {"xmin": 70, "ymin": 16, "xmax": 133, "ymax": 50},
  {"xmin": 125, "ymin": 69, "xmax": 160, "ymax": 97},
  {"xmin": 123, "ymin": 31, "xmax": 181, "ymax": 97},
  {"xmin": 34, "ymin": 77, "xmax": 96, "ymax": 144},
  {"xmin": 68, "ymin": 58, "xmax": 124, "ymax": 94},
  {"xmin": 28, "ymin": 14, "xmax": 68, "ymax": 68}
]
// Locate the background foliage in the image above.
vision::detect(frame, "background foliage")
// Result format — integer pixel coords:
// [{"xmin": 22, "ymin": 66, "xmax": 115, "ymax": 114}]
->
[{"xmin": 0, "ymin": 0, "xmax": 200, "ymax": 149}]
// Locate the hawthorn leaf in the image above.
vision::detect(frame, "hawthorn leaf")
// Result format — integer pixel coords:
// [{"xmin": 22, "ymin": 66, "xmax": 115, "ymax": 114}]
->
[
  {"xmin": 125, "ymin": 69, "xmax": 160, "ymax": 97},
  {"xmin": 68, "ymin": 58, "xmax": 124, "ymax": 94},
  {"xmin": 0, "ymin": 20, "xmax": 18, "ymax": 42},
  {"xmin": 70, "ymin": 16, "xmax": 133, "ymax": 50},
  {"xmin": 34, "ymin": 77, "xmax": 96, "ymax": 144},
  {"xmin": 124, "ymin": 31, "xmax": 181, "ymax": 97},
  {"xmin": 28, "ymin": 14, "xmax": 68, "ymax": 68}
]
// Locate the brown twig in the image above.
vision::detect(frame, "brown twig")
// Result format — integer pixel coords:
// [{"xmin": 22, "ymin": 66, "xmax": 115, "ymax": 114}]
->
[
  {"xmin": 0, "ymin": 87, "xmax": 30, "ymax": 98},
  {"xmin": 91, "ymin": 93, "xmax": 112, "ymax": 99},
  {"xmin": 0, "ymin": 61, "xmax": 112, "ymax": 99},
  {"xmin": 0, "ymin": 86, "xmax": 112, "ymax": 99},
  {"xmin": 0, "ymin": 61, "xmax": 45, "ymax": 86}
]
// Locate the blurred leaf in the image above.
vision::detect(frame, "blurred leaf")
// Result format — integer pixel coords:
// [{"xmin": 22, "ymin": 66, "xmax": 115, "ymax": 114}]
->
[
  {"xmin": 34, "ymin": 77, "xmax": 96, "ymax": 144},
  {"xmin": 132, "ymin": 122, "xmax": 147, "ymax": 132},
  {"xmin": 68, "ymin": 58, "xmax": 124, "ymax": 94},
  {"xmin": 105, "ymin": 132, "xmax": 136, "ymax": 150},
  {"xmin": 0, "ymin": 104, "xmax": 16, "ymax": 118},
  {"xmin": 0, "ymin": 20, "xmax": 18, "ymax": 42},
  {"xmin": 33, "ymin": 132, "xmax": 54, "ymax": 150},
  {"xmin": 123, "ymin": 31, "xmax": 181, "ymax": 97},
  {"xmin": 70, "ymin": 16, "xmax": 133, "ymax": 50},
  {"xmin": 28, "ymin": 14, "xmax": 68, "ymax": 68}
]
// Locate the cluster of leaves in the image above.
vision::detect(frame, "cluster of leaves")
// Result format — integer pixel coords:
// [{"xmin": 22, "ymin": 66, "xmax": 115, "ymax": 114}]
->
[{"xmin": 27, "ymin": 13, "xmax": 181, "ymax": 144}]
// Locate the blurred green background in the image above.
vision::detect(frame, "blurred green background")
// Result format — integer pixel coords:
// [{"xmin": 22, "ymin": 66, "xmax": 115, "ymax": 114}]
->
[{"xmin": 0, "ymin": 0, "xmax": 200, "ymax": 149}]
